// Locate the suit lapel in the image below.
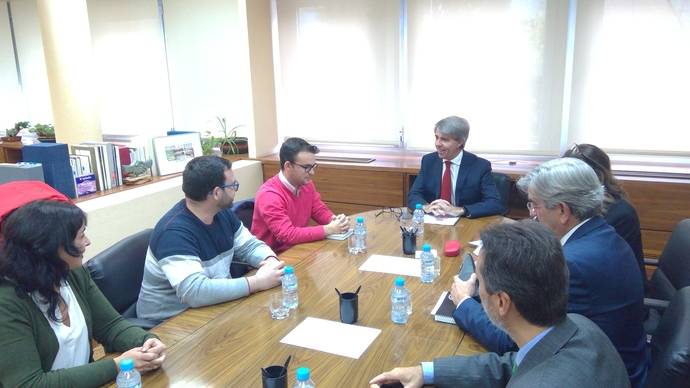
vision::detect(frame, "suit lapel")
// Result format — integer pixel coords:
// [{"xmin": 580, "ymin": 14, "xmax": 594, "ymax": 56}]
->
[
  {"xmin": 454, "ymin": 152, "xmax": 473, "ymax": 206},
  {"xmin": 513, "ymin": 317, "xmax": 577, "ymax": 378},
  {"xmin": 430, "ymin": 155, "xmax": 443, "ymax": 199}
]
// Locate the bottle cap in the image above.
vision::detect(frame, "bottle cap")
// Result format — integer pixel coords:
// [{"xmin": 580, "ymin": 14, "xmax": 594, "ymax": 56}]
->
[
  {"xmin": 356, "ymin": 216, "xmax": 364, "ymax": 223},
  {"xmin": 395, "ymin": 276, "xmax": 405, "ymax": 286},
  {"xmin": 119, "ymin": 358, "xmax": 134, "ymax": 372},
  {"xmin": 415, "ymin": 203, "xmax": 422, "ymax": 209},
  {"xmin": 422, "ymin": 243, "xmax": 431, "ymax": 252},
  {"xmin": 296, "ymin": 367, "xmax": 310, "ymax": 381},
  {"xmin": 284, "ymin": 266, "xmax": 294, "ymax": 274}
]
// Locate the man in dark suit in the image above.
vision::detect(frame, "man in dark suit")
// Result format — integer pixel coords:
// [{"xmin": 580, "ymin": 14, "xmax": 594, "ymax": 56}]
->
[
  {"xmin": 370, "ymin": 221, "xmax": 631, "ymax": 388},
  {"xmin": 449, "ymin": 158, "xmax": 647, "ymax": 388},
  {"xmin": 407, "ymin": 116, "xmax": 505, "ymax": 218}
]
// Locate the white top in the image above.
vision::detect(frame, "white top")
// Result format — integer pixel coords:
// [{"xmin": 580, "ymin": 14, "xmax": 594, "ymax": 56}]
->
[
  {"xmin": 560, "ymin": 218, "xmax": 592, "ymax": 245},
  {"xmin": 441, "ymin": 150, "xmax": 464, "ymax": 205},
  {"xmin": 32, "ymin": 282, "xmax": 90, "ymax": 370}
]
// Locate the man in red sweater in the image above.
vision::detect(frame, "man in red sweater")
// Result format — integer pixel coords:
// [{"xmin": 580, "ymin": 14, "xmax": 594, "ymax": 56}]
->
[{"xmin": 251, "ymin": 138, "xmax": 350, "ymax": 253}]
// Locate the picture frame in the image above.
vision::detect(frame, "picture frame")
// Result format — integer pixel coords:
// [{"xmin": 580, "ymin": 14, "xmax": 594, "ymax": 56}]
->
[{"xmin": 151, "ymin": 132, "xmax": 203, "ymax": 176}]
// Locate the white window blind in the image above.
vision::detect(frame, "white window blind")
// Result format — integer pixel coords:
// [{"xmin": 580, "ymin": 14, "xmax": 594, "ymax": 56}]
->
[
  {"xmin": 87, "ymin": 0, "xmax": 172, "ymax": 137},
  {"xmin": 0, "ymin": 2, "xmax": 22, "ymax": 130},
  {"xmin": 568, "ymin": 0, "xmax": 690, "ymax": 154},
  {"xmin": 404, "ymin": 0, "xmax": 567, "ymax": 154},
  {"xmin": 274, "ymin": 0, "xmax": 401, "ymax": 145},
  {"xmin": 162, "ymin": 0, "xmax": 252, "ymax": 136}
]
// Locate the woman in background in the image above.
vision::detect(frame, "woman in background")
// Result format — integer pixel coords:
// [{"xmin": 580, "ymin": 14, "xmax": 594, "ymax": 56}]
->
[
  {"xmin": 563, "ymin": 143, "xmax": 646, "ymax": 287},
  {"xmin": 0, "ymin": 200, "xmax": 166, "ymax": 387}
]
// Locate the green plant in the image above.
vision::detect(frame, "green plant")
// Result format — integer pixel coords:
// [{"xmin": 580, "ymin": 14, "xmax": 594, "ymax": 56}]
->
[
  {"xmin": 201, "ymin": 133, "xmax": 221, "ymax": 156},
  {"xmin": 5, "ymin": 121, "xmax": 30, "ymax": 137},
  {"xmin": 31, "ymin": 123, "xmax": 55, "ymax": 137},
  {"xmin": 216, "ymin": 116, "xmax": 244, "ymax": 155}
]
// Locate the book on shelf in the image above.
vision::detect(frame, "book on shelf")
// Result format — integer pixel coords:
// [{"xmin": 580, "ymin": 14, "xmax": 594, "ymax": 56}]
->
[
  {"xmin": 430, "ymin": 291, "xmax": 457, "ymax": 325},
  {"xmin": 75, "ymin": 174, "xmax": 97, "ymax": 196},
  {"xmin": 71, "ymin": 145, "xmax": 105, "ymax": 191}
]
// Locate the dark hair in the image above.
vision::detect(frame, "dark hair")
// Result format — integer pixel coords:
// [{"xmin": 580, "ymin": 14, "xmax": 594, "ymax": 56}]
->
[
  {"xmin": 0, "ymin": 200, "xmax": 87, "ymax": 322},
  {"xmin": 182, "ymin": 156, "xmax": 232, "ymax": 201},
  {"xmin": 279, "ymin": 137, "xmax": 319, "ymax": 170},
  {"xmin": 563, "ymin": 143, "xmax": 627, "ymax": 213},
  {"xmin": 479, "ymin": 220, "xmax": 568, "ymax": 327}
]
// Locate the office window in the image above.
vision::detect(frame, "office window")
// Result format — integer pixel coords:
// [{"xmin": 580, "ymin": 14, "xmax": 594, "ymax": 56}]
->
[
  {"xmin": 568, "ymin": 0, "xmax": 690, "ymax": 154},
  {"xmin": 274, "ymin": 0, "xmax": 402, "ymax": 145},
  {"xmin": 405, "ymin": 0, "xmax": 567, "ymax": 153},
  {"xmin": 0, "ymin": 3, "xmax": 22, "ymax": 130},
  {"xmin": 87, "ymin": 0, "xmax": 172, "ymax": 136},
  {"xmin": 162, "ymin": 0, "xmax": 252, "ymax": 136}
]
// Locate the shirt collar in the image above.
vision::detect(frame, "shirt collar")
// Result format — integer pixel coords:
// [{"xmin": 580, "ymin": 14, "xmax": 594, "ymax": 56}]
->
[
  {"xmin": 444, "ymin": 150, "xmax": 464, "ymax": 166},
  {"xmin": 560, "ymin": 217, "xmax": 591, "ymax": 245},
  {"xmin": 515, "ymin": 326, "xmax": 554, "ymax": 367},
  {"xmin": 278, "ymin": 170, "xmax": 299, "ymax": 195}
]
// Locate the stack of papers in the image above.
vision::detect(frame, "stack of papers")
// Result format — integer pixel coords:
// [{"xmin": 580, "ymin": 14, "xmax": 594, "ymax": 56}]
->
[
  {"xmin": 325, "ymin": 229, "xmax": 353, "ymax": 241},
  {"xmin": 358, "ymin": 254, "xmax": 421, "ymax": 277},
  {"xmin": 423, "ymin": 214, "xmax": 459, "ymax": 226}
]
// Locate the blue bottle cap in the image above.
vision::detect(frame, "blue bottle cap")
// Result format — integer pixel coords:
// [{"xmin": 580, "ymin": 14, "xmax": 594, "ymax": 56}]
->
[
  {"xmin": 395, "ymin": 276, "xmax": 405, "ymax": 286},
  {"xmin": 284, "ymin": 266, "xmax": 294, "ymax": 274},
  {"xmin": 423, "ymin": 243, "xmax": 431, "ymax": 252},
  {"xmin": 119, "ymin": 358, "xmax": 134, "ymax": 372},
  {"xmin": 296, "ymin": 367, "xmax": 310, "ymax": 381},
  {"xmin": 416, "ymin": 203, "xmax": 422, "ymax": 209},
  {"xmin": 356, "ymin": 216, "xmax": 364, "ymax": 223}
]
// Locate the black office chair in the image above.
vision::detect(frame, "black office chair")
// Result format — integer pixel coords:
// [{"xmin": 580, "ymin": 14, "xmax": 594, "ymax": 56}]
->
[
  {"xmin": 644, "ymin": 219, "xmax": 690, "ymax": 334},
  {"xmin": 86, "ymin": 229, "xmax": 160, "ymax": 329},
  {"xmin": 230, "ymin": 199, "xmax": 256, "ymax": 278},
  {"xmin": 645, "ymin": 286, "xmax": 690, "ymax": 388},
  {"xmin": 491, "ymin": 172, "xmax": 511, "ymax": 215}
]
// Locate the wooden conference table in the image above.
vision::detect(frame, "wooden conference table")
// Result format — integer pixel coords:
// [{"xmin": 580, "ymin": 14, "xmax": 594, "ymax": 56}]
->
[{"xmin": 134, "ymin": 210, "xmax": 501, "ymax": 387}]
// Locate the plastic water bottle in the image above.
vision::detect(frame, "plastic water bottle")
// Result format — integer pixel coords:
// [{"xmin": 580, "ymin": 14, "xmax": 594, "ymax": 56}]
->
[
  {"xmin": 420, "ymin": 243, "xmax": 436, "ymax": 283},
  {"xmin": 413, "ymin": 203, "xmax": 425, "ymax": 236},
  {"xmin": 354, "ymin": 216, "xmax": 367, "ymax": 253},
  {"xmin": 391, "ymin": 277, "xmax": 410, "ymax": 324},
  {"xmin": 116, "ymin": 359, "xmax": 141, "ymax": 388},
  {"xmin": 294, "ymin": 367, "xmax": 316, "ymax": 388},
  {"xmin": 282, "ymin": 266, "xmax": 299, "ymax": 310}
]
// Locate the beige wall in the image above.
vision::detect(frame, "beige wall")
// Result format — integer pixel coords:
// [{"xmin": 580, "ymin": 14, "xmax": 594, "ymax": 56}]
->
[{"xmin": 78, "ymin": 159, "xmax": 264, "ymax": 260}]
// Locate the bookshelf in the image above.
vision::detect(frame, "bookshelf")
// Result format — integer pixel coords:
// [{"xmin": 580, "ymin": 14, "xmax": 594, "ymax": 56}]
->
[{"xmin": 0, "ymin": 141, "xmax": 23, "ymax": 163}]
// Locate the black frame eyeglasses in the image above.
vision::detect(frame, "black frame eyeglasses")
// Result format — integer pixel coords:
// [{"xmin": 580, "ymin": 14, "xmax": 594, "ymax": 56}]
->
[
  {"xmin": 292, "ymin": 162, "xmax": 318, "ymax": 173},
  {"xmin": 219, "ymin": 180, "xmax": 240, "ymax": 192},
  {"xmin": 375, "ymin": 207, "xmax": 402, "ymax": 220}
]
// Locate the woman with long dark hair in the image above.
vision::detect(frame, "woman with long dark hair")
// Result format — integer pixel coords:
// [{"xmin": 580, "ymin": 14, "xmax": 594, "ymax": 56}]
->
[
  {"xmin": 0, "ymin": 200, "xmax": 166, "ymax": 387},
  {"xmin": 563, "ymin": 144, "xmax": 646, "ymax": 285}
]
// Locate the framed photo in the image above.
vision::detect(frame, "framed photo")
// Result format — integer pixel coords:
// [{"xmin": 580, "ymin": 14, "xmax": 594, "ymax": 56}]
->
[{"xmin": 152, "ymin": 132, "xmax": 203, "ymax": 176}]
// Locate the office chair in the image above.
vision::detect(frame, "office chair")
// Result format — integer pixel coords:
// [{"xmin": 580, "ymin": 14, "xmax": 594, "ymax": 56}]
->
[
  {"xmin": 86, "ymin": 228, "xmax": 160, "ymax": 329},
  {"xmin": 230, "ymin": 199, "xmax": 256, "ymax": 278},
  {"xmin": 491, "ymin": 172, "xmax": 511, "ymax": 215},
  {"xmin": 644, "ymin": 219, "xmax": 690, "ymax": 334},
  {"xmin": 645, "ymin": 286, "xmax": 690, "ymax": 388}
]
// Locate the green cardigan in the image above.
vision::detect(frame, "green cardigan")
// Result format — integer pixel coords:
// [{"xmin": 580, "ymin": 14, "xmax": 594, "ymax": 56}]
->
[{"xmin": 0, "ymin": 266, "xmax": 157, "ymax": 387}]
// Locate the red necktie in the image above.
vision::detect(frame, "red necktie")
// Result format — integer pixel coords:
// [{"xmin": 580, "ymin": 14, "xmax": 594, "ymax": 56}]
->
[{"xmin": 440, "ymin": 160, "xmax": 452, "ymax": 203}]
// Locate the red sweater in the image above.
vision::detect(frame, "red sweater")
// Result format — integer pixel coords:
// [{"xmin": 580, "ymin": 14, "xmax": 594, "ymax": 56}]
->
[{"xmin": 251, "ymin": 175, "xmax": 334, "ymax": 253}]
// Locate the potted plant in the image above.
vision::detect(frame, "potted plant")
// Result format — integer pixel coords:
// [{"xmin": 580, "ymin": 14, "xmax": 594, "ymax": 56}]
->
[
  {"xmin": 216, "ymin": 116, "xmax": 248, "ymax": 155},
  {"xmin": 31, "ymin": 123, "xmax": 56, "ymax": 143},
  {"xmin": 201, "ymin": 132, "xmax": 222, "ymax": 156},
  {"xmin": 2, "ymin": 121, "xmax": 30, "ymax": 142}
]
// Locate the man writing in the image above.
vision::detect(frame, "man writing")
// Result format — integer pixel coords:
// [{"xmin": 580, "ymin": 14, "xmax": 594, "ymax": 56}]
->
[
  {"xmin": 449, "ymin": 158, "xmax": 647, "ymax": 387},
  {"xmin": 252, "ymin": 137, "xmax": 349, "ymax": 253},
  {"xmin": 137, "ymin": 156, "xmax": 284, "ymax": 322},
  {"xmin": 370, "ymin": 221, "xmax": 630, "ymax": 388},
  {"xmin": 407, "ymin": 116, "xmax": 504, "ymax": 218}
]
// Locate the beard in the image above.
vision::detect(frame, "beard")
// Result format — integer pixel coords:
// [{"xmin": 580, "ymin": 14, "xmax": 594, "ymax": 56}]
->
[{"xmin": 482, "ymin": 300, "xmax": 507, "ymax": 334}]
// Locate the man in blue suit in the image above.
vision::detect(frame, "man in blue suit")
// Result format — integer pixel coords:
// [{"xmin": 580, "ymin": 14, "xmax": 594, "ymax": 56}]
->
[
  {"xmin": 449, "ymin": 158, "xmax": 648, "ymax": 388},
  {"xmin": 407, "ymin": 116, "xmax": 505, "ymax": 218}
]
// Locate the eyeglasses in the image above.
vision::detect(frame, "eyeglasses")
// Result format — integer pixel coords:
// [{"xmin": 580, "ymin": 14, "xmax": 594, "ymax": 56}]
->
[
  {"xmin": 219, "ymin": 180, "xmax": 240, "ymax": 192},
  {"xmin": 526, "ymin": 201, "xmax": 541, "ymax": 213},
  {"xmin": 375, "ymin": 207, "xmax": 402, "ymax": 220},
  {"xmin": 292, "ymin": 162, "xmax": 318, "ymax": 173}
]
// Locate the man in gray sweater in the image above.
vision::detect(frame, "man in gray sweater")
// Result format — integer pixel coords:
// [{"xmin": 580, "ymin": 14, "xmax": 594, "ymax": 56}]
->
[{"xmin": 137, "ymin": 156, "xmax": 284, "ymax": 322}]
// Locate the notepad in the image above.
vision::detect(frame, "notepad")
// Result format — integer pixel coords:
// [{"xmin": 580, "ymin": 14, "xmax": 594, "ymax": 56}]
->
[
  {"xmin": 423, "ymin": 214, "xmax": 459, "ymax": 226},
  {"xmin": 430, "ymin": 292, "xmax": 456, "ymax": 324},
  {"xmin": 325, "ymin": 229, "xmax": 353, "ymax": 241},
  {"xmin": 358, "ymin": 254, "xmax": 421, "ymax": 277},
  {"xmin": 280, "ymin": 317, "xmax": 381, "ymax": 359}
]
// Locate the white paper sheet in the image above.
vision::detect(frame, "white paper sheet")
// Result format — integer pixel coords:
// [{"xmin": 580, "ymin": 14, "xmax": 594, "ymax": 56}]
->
[
  {"xmin": 280, "ymin": 317, "xmax": 381, "ymax": 359},
  {"xmin": 326, "ymin": 229, "xmax": 353, "ymax": 240},
  {"xmin": 358, "ymin": 254, "xmax": 421, "ymax": 277},
  {"xmin": 423, "ymin": 214, "xmax": 459, "ymax": 226},
  {"xmin": 469, "ymin": 240, "xmax": 483, "ymax": 256}
]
